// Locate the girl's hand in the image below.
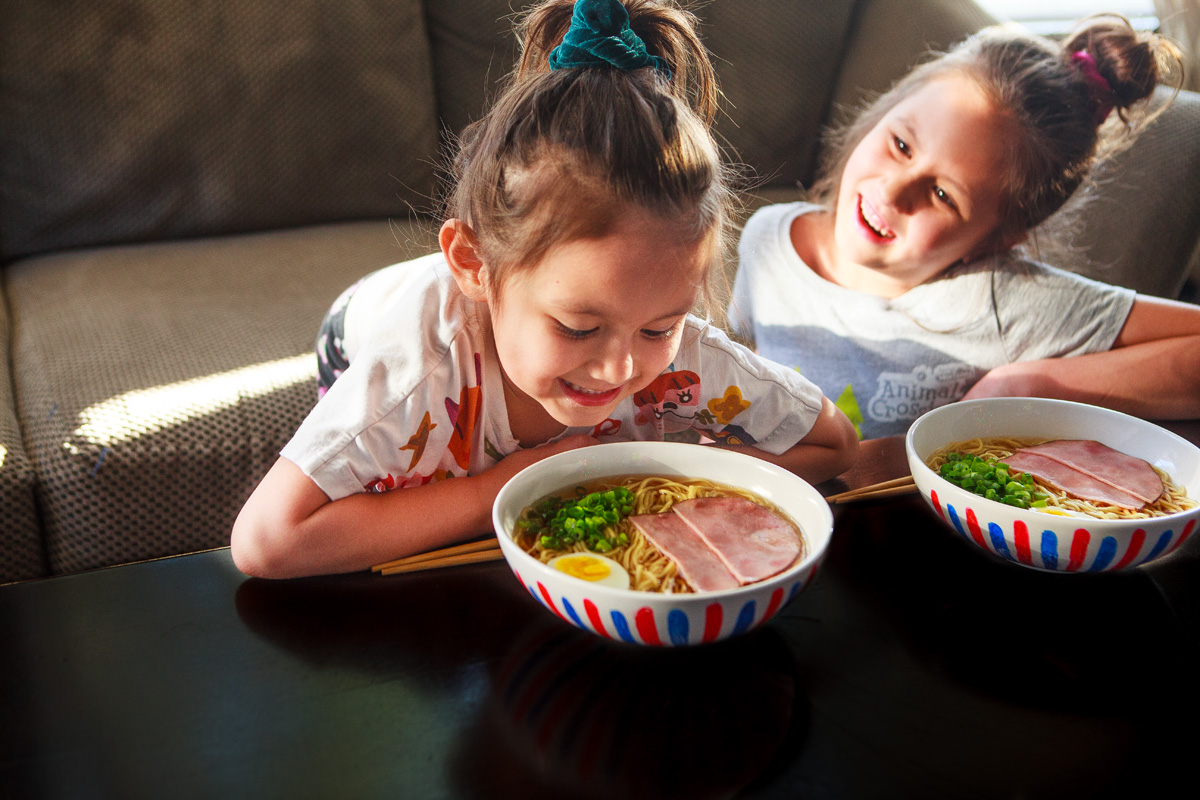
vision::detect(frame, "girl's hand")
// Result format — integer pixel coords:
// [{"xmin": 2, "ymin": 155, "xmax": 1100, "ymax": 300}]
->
[
  {"xmin": 962, "ymin": 363, "xmax": 1039, "ymax": 401},
  {"xmin": 474, "ymin": 434, "xmax": 599, "ymax": 498},
  {"xmin": 714, "ymin": 396, "xmax": 859, "ymax": 484}
]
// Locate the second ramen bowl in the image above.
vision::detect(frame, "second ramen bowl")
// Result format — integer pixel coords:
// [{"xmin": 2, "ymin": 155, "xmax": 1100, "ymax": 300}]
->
[
  {"xmin": 905, "ymin": 398, "xmax": 1200, "ymax": 573},
  {"xmin": 493, "ymin": 441, "xmax": 834, "ymax": 646}
]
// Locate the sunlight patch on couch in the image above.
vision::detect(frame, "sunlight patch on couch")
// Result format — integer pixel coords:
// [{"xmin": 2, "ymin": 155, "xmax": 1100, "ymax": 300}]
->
[{"xmin": 69, "ymin": 355, "xmax": 317, "ymax": 450}]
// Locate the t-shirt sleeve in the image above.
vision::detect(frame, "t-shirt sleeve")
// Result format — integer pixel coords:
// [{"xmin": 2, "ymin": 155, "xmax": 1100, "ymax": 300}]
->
[
  {"xmin": 280, "ymin": 349, "xmax": 477, "ymax": 500},
  {"xmin": 992, "ymin": 259, "xmax": 1136, "ymax": 362},
  {"xmin": 280, "ymin": 260, "xmax": 489, "ymax": 500},
  {"xmin": 672, "ymin": 319, "xmax": 825, "ymax": 456}
]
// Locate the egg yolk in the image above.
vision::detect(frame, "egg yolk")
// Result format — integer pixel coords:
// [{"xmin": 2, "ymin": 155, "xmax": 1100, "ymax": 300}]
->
[{"xmin": 553, "ymin": 555, "xmax": 612, "ymax": 581}]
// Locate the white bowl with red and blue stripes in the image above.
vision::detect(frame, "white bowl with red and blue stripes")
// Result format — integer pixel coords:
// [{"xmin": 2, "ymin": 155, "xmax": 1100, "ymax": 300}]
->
[
  {"xmin": 905, "ymin": 398, "xmax": 1200, "ymax": 573},
  {"xmin": 492, "ymin": 441, "xmax": 834, "ymax": 646}
]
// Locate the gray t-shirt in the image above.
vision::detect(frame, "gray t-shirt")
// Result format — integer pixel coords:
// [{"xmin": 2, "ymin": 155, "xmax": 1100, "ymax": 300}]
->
[{"xmin": 729, "ymin": 202, "xmax": 1136, "ymax": 439}]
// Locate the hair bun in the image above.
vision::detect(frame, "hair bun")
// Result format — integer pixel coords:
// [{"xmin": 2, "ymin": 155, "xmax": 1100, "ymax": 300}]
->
[{"xmin": 1062, "ymin": 15, "xmax": 1182, "ymax": 123}]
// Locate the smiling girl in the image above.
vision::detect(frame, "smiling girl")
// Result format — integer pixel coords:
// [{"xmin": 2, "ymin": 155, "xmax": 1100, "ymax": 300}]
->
[
  {"xmin": 231, "ymin": 0, "xmax": 858, "ymax": 579},
  {"xmin": 730, "ymin": 15, "xmax": 1200, "ymax": 440}
]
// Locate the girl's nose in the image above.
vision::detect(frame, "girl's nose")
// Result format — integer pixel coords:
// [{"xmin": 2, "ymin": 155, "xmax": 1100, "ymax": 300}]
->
[
  {"xmin": 592, "ymin": 343, "xmax": 635, "ymax": 386},
  {"xmin": 882, "ymin": 170, "xmax": 919, "ymax": 213}
]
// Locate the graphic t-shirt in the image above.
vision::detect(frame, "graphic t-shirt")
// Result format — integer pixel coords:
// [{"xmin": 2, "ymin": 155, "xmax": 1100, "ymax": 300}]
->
[
  {"xmin": 729, "ymin": 202, "xmax": 1136, "ymax": 439},
  {"xmin": 283, "ymin": 253, "xmax": 827, "ymax": 500}
]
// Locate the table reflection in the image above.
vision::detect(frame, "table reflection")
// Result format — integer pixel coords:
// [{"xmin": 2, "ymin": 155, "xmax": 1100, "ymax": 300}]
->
[{"xmin": 451, "ymin": 622, "xmax": 805, "ymax": 800}]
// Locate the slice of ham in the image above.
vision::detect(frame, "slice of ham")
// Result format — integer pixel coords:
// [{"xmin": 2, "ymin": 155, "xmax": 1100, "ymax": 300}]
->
[
  {"xmin": 671, "ymin": 496, "xmax": 801, "ymax": 585},
  {"xmin": 1001, "ymin": 439, "xmax": 1163, "ymax": 510},
  {"xmin": 630, "ymin": 512, "xmax": 740, "ymax": 592}
]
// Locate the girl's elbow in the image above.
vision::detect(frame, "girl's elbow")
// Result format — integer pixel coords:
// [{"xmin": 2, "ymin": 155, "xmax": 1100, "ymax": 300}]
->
[
  {"xmin": 819, "ymin": 399, "xmax": 861, "ymax": 473},
  {"xmin": 827, "ymin": 415, "xmax": 860, "ymax": 476},
  {"xmin": 230, "ymin": 510, "xmax": 294, "ymax": 579}
]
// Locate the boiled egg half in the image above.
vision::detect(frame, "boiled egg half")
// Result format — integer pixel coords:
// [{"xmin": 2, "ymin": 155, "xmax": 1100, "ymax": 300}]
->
[
  {"xmin": 548, "ymin": 553, "xmax": 630, "ymax": 589},
  {"xmin": 1034, "ymin": 507, "xmax": 1091, "ymax": 518}
]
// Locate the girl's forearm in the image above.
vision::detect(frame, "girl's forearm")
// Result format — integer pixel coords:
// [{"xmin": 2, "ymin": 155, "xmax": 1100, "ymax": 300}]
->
[
  {"xmin": 284, "ymin": 476, "xmax": 499, "ymax": 576},
  {"xmin": 232, "ymin": 458, "xmax": 500, "ymax": 579},
  {"xmin": 965, "ymin": 335, "xmax": 1200, "ymax": 419},
  {"xmin": 231, "ymin": 435, "xmax": 598, "ymax": 579}
]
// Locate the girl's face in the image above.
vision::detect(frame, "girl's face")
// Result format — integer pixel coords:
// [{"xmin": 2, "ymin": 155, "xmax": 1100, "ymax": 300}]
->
[
  {"xmin": 488, "ymin": 213, "xmax": 708, "ymax": 444},
  {"xmin": 832, "ymin": 71, "xmax": 1014, "ymax": 297}
]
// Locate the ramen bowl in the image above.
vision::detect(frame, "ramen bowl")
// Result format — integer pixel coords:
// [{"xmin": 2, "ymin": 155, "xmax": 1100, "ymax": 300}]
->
[
  {"xmin": 905, "ymin": 398, "xmax": 1200, "ymax": 573},
  {"xmin": 492, "ymin": 441, "xmax": 834, "ymax": 646}
]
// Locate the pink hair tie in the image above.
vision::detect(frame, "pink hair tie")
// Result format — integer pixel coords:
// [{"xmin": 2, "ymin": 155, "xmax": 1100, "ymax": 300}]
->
[{"xmin": 1071, "ymin": 50, "xmax": 1115, "ymax": 124}]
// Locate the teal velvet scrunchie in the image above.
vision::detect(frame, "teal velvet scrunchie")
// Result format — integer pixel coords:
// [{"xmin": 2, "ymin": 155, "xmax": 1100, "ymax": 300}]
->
[{"xmin": 548, "ymin": 0, "xmax": 671, "ymax": 76}]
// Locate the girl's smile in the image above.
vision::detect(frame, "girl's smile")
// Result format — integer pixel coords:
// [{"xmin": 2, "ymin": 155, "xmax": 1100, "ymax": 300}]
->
[
  {"xmin": 558, "ymin": 379, "xmax": 623, "ymax": 406},
  {"xmin": 857, "ymin": 194, "xmax": 896, "ymax": 241},
  {"xmin": 482, "ymin": 212, "xmax": 709, "ymax": 445}
]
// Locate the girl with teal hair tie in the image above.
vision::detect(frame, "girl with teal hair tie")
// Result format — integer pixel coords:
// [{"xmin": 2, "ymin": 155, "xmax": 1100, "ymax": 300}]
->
[{"xmin": 232, "ymin": 0, "xmax": 858, "ymax": 579}]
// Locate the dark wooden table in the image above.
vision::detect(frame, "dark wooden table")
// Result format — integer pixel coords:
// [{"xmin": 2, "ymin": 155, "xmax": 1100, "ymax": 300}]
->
[{"xmin": 4, "ymin": 425, "xmax": 1199, "ymax": 799}]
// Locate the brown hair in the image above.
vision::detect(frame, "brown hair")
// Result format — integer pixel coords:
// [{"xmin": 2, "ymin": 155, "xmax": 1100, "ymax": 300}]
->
[
  {"xmin": 444, "ymin": 0, "xmax": 731, "ymax": 312},
  {"xmin": 810, "ymin": 15, "xmax": 1182, "ymax": 257}
]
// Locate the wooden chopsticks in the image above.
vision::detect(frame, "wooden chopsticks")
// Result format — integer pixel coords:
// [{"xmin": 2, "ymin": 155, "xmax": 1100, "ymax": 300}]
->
[
  {"xmin": 824, "ymin": 474, "xmax": 918, "ymax": 504},
  {"xmin": 372, "ymin": 538, "xmax": 504, "ymax": 575}
]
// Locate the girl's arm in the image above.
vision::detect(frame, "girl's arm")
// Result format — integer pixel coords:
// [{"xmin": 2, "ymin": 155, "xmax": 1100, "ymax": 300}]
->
[
  {"xmin": 717, "ymin": 395, "xmax": 860, "ymax": 484},
  {"xmin": 964, "ymin": 296, "xmax": 1200, "ymax": 418},
  {"xmin": 231, "ymin": 435, "xmax": 596, "ymax": 579}
]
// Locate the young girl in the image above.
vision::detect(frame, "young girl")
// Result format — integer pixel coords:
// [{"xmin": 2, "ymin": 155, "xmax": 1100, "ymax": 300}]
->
[
  {"xmin": 232, "ymin": 0, "xmax": 859, "ymax": 579},
  {"xmin": 730, "ymin": 15, "xmax": 1200, "ymax": 440}
]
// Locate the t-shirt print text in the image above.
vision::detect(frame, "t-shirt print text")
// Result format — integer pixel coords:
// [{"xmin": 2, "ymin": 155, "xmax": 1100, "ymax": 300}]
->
[{"xmin": 868, "ymin": 364, "xmax": 975, "ymax": 423}]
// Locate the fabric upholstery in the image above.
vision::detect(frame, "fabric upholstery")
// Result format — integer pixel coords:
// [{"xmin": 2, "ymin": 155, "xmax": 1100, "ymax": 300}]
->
[
  {"xmin": 0, "ymin": 0, "xmax": 440, "ymax": 262},
  {"xmin": 829, "ymin": 0, "xmax": 998, "ymax": 121},
  {"xmin": 700, "ymin": 1, "xmax": 857, "ymax": 190},
  {"xmin": 0, "ymin": 280, "xmax": 44, "ymax": 582},
  {"xmin": 1061, "ymin": 87, "xmax": 1200, "ymax": 299},
  {"xmin": 424, "ymin": 0, "xmax": 522, "ymax": 144},
  {"xmin": 7, "ymin": 220, "xmax": 438, "ymax": 574}
]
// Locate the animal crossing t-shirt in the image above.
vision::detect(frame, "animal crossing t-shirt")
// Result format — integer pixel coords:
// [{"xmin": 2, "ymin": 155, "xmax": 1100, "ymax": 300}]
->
[
  {"xmin": 729, "ymin": 202, "xmax": 1136, "ymax": 440},
  {"xmin": 282, "ymin": 253, "xmax": 827, "ymax": 500}
]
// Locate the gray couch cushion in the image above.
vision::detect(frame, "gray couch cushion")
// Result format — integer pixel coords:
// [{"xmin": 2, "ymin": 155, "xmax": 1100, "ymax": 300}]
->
[
  {"xmin": 0, "ymin": 0, "xmax": 440, "ymax": 262},
  {"xmin": 425, "ymin": 0, "xmax": 522, "ymax": 142},
  {"xmin": 700, "ymin": 1, "xmax": 857, "ymax": 190},
  {"xmin": 1061, "ymin": 88, "xmax": 1200, "ymax": 299},
  {"xmin": 0, "ymin": 281, "xmax": 44, "ymax": 583},
  {"xmin": 7, "ymin": 221, "xmax": 438, "ymax": 574},
  {"xmin": 829, "ymin": 0, "xmax": 998, "ymax": 119}
]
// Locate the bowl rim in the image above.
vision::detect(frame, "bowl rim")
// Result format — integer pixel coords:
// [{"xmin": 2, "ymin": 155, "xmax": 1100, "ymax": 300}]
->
[
  {"xmin": 904, "ymin": 398, "xmax": 1200, "ymax": 525},
  {"xmin": 492, "ymin": 440, "xmax": 834, "ymax": 600}
]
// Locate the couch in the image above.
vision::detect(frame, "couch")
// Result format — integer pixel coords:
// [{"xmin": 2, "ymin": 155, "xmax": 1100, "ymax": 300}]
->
[{"xmin": 3, "ymin": 0, "xmax": 1199, "ymax": 582}]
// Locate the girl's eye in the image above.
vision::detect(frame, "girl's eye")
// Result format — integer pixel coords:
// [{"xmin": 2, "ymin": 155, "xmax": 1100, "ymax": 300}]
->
[
  {"xmin": 892, "ymin": 135, "xmax": 910, "ymax": 156},
  {"xmin": 641, "ymin": 322, "xmax": 680, "ymax": 340},
  {"xmin": 933, "ymin": 185, "xmax": 958, "ymax": 209},
  {"xmin": 555, "ymin": 322, "xmax": 597, "ymax": 339}
]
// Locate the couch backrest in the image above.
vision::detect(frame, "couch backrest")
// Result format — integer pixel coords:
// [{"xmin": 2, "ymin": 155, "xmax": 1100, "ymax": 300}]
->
[
  {"xmin": 422, "ymin": 0, "xmax": 863, "ymax": 193},
  {"xmin": 0, "ymin": 0, "xmax": 443, "ymax": 262},
  {"xmin": 1, "ymin": 0, "xmax": 872, "ymax": 264}
]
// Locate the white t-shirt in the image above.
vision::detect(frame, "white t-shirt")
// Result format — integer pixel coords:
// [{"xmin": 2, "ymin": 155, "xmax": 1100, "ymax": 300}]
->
[
  {"xmin": 729, "ymin": 202, "xmax": 1136, "ymax": 440},
  {"xmin": 283, "ymin": 253, "xmax": 827, "ymax": 500}
]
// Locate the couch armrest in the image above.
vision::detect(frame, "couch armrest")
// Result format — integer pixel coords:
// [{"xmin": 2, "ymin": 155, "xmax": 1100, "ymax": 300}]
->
[{"xmin": 0, "ymin": 279, "xmax": 46, "ymax": 582}]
